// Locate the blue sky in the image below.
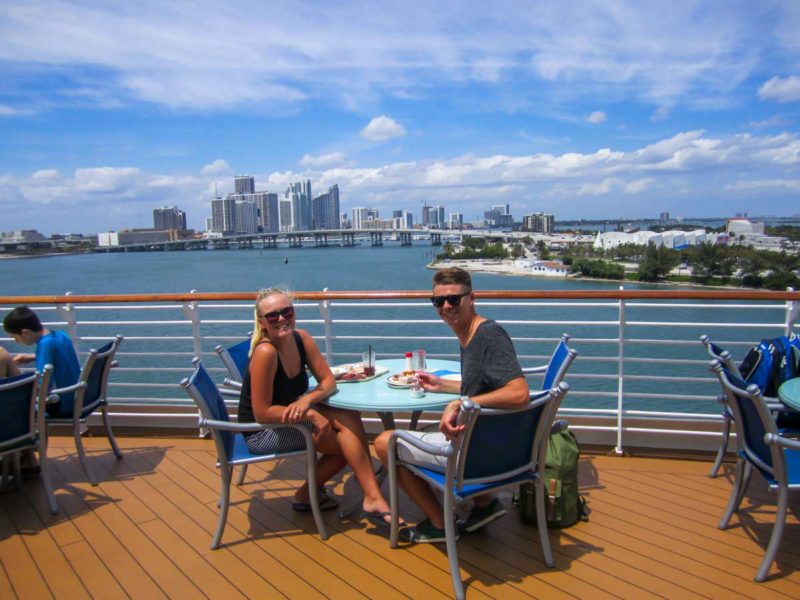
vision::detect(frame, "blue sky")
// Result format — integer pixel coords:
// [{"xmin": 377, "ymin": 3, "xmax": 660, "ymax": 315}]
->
[{"xmin": 1, "ymin": 1, "xmax": 799, "ymax": 234}]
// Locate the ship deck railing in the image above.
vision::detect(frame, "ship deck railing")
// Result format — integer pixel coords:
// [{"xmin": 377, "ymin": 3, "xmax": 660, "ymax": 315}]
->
[{"xmin": 1, "ymin": 288, "xmax": 798, "ymax": 454}]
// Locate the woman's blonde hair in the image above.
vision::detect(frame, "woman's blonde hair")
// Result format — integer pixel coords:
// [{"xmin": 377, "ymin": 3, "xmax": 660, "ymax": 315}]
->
[{"xmin": 249, "ymin": 287, "xmax": 294, "ymax": 357}]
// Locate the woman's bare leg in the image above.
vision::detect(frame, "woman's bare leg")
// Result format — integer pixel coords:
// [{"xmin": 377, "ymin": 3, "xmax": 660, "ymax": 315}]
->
[{"xmin": 315, "ymin": 406, "xmax": 394, "ymax": 516}]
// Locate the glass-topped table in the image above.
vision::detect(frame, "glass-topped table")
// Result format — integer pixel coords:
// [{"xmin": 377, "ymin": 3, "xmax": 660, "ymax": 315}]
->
[
  {"xmin": 778, "ymin": 378, "xmax": 800, "ymax": 412},
  {"xmin": 323, "ymin": 358, "xmax": 460, "ymax": 429}
]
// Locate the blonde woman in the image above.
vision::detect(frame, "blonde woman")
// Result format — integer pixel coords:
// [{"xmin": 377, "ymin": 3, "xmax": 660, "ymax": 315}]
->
[{"xmin": 238, "ymin": 288, "xmax": 399, "ymax": 523}]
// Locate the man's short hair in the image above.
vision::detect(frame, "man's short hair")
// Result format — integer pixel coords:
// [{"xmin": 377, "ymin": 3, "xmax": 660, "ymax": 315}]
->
[
  {"xmin": 432, "ymin": 267, "xmax": 472, "ymax": 289},
  {"xmin": 3, "ymin": 306, "xmax": 43, "ymax": 334}
]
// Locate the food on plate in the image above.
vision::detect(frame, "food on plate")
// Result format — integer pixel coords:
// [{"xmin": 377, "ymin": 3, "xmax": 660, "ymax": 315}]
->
[
  {"xmin": 386, "ymin": 373, "xmax": 417, "ymax": 388},
  {"xmin": 332, "ymin": 363, "xmax": 366, "ymax": 381}
]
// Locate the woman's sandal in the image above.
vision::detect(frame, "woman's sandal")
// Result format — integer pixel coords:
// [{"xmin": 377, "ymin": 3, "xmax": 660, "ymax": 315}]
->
[{"xmin": 292, "ymin": 487, "xmax": 339, "ymax": 512}]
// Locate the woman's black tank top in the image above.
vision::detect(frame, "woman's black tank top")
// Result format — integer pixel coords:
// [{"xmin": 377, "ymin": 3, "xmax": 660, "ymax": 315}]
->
[{"xmin": 237, "ymin": 331, "xmax": 310, "ymax": 425}]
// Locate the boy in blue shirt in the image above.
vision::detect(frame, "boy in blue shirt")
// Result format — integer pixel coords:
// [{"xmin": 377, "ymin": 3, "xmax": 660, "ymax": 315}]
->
[{"xmin": 4, "ymin": 306, "xmax": 81, "ymax": 417}]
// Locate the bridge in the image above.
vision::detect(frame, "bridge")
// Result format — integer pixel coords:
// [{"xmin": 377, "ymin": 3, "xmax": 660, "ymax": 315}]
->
[{"xmin": 94, "ymin": 229, "xmax": 451, "ymax": 252}]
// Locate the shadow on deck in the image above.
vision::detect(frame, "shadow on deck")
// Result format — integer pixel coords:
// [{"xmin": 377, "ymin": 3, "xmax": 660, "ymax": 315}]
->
[{"xmin": 2, "ymin": 436, "xmax": 800, "ymax": 599}]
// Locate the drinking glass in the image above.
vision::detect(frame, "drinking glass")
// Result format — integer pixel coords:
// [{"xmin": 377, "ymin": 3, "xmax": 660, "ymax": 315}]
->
[
  {"xmin": 362, "ymin": 350, "xmax": 376, "ymax": 377},
  {"xmin": 410, "ymin": 350, "xmax": 427, "ymax": 397}
]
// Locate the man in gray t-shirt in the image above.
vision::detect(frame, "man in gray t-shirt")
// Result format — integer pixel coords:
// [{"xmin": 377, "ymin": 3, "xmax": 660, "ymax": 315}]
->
[{"xmin": 375, "ymin": 267, "xmax": 529, "ymax": 543}]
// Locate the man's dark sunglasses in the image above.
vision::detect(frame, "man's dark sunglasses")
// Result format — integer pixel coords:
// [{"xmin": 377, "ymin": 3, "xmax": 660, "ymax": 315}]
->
[
  {"xmin": 430, "ymin": 291, "xmax": 472, "ymax": 308},
  {"xmin": 261, "ymin": 306, "xmax": 295, "ymax": 324}
]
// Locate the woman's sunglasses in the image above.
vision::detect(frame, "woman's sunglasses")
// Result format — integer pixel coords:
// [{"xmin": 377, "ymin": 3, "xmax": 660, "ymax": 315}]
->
[
  {"xmin": 430, "ymin": 291, "xmax": 472, "ymax": 308},
  {"xmin": 261, "ymin": 306, "xmax": 295, "ymax": 324}
]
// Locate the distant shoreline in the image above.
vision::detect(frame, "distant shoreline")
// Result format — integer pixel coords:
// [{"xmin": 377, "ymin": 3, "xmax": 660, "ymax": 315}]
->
[{"xmin": 426, "ymin": 259, "xmax": 750, "ymax": 290}]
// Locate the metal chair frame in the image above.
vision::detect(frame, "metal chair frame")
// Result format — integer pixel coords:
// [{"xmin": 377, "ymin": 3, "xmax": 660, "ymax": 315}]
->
[
  {"xmin": 0, "ymin": 367, "xmax": 59, "ymax": 513},
  {"xmin": 711, "ymin": 360, "xmax": 800, "ymax": 582},
  {"xmin": 181, "ymin": 360, "xmax": 328, "ymax": 548},
  {"xmin": 45, "ymin": 335, "xmax": 124, "ymax": 485},
  {"xmin": 386, "ymin": 383, "xmax": 570, "ymax": 600}
]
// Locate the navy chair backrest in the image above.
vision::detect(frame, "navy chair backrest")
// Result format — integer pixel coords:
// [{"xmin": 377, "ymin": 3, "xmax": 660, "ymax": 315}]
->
[
  {"xmin": 188, "ymin": 362, "xmax": 234, "ymax": 458},
  {"xmin": 542, "ymin": 337, "xmax": 573, "ymax": 390},
  {"xmin": 227, "ymin": 338, "xmax": 252, "ymax": 380},
  {"xmin": 0, "ymin": 372, "xmax": 37, "ymax": 447},
  {"xmin": 714, "ymin": 362, "xmax": 775, "ymax": 471},
  {"xmin": 83, "ymin": 341, "xmax": 114, "ymax": 407},
  {"xmin": 461, "ymin": 400, "xmax": 548, "ymax": 480}
]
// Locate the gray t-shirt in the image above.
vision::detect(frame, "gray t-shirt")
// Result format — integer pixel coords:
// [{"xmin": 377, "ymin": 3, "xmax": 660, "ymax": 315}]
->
[{"xmin": 459, "ymin": 319, "xmax": 524, "ymax": 397}]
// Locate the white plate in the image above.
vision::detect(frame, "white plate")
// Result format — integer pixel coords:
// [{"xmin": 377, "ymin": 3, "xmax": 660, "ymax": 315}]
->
[{"xmin": 386, "ymin": 373, "xmax": 416, "ymax": 389}]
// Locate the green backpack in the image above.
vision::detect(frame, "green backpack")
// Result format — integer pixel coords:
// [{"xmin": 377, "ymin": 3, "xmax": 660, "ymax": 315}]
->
[{"xmin": 514, "ymin": 427, "xmax": 588, "ymax": 528}]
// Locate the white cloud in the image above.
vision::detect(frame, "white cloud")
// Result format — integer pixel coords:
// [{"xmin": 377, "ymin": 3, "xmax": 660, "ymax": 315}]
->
[
  {"xmin": 651, "ymin": 106, "xmax": 671, "ymax": 122},
  {"xmin": 586, "ymin": 111, "xmax": 607, "ymax": 124},
  {"xmin": 0, "ymin": 104, "xmax": 30, "ymax": 116},
  {"xmin": 2, "ymin": 3, "xmax": 792, "ymax": 112},
  {"xmin": 360, "ymin": 115, "xmax": 406, "ymax": 142},
  {"xmin": 4, "ymin": 129, "xmax": 800, "ymax": 233},
  {"xmin": 725, "ymin": 179, "xmax": 800, "ymax": 191},
  {"xmin": 201, "ymin": 159, "xmax": 230, "ymax": 175},
  {"xmin": 758, "ymin": 76, "xmax": 800, "ymax": 103},
  {"xmin": 299, "ymin": 152, "xmax": 349, "ymax": 168}
]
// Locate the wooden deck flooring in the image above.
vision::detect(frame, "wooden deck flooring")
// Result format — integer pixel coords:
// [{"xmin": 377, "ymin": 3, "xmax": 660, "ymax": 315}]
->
[{"xmin": 2, "ymin": 436, "xmax": 800, "ymax": 599}]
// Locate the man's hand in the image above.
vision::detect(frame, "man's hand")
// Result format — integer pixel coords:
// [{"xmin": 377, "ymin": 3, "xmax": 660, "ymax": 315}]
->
[
  {"xmin": 12, "ymin": 353, "xmax": 35, "ymax": 365},
  {"xmin": 439, "ymin": 399, "xmax": 466, "ymax": 440},
  {"xmin": 418, "ymin": 372, "xmax": 460, "ymax": 394}
]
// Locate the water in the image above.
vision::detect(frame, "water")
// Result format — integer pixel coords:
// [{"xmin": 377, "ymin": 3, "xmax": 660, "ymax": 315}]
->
[
  {"xmin": 0, "ymin": 242, "xmax": 641, "ymax": 295},
  {"xmin": 0, "ymin": 244, "xmax": 786, "ymax": 416}
]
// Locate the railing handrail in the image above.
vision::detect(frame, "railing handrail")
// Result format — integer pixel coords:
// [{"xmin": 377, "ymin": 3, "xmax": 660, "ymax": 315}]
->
[{"xmin": 2, "ymin": 288, "xmax": 800, "ymax": 304}]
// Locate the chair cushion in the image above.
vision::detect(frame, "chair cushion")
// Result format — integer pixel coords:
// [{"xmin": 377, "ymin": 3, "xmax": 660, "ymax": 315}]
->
[
  {"xmin": 226, "ymin": 432, "xmax": 307, "ymax": 465},
  {"xmin": 745, "ymin": 447, "xmax": 800, "ymax": 486},
  {"xmin": 412, "ymin": 464, "xmax": 538, "ymax": 498}
]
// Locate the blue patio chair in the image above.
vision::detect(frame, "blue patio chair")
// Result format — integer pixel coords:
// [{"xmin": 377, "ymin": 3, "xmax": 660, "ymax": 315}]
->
[
  {"xmin": 45, "ymin": 335, "xmax": 124, "ymax": 486},
  {"xmin": 710, "ymin": 359, "xmax": 800, "ymax": 582},
  {"xmin": 523, "ymin": 333, "xmax": 578, "ymax": 390},
  {"xmin": 701, "ymin": 334, "xmax": 742, "ymax": 477},
  {"xmin": 0, "ymin": 367, "xmax": 59, "ymax": 513},
  {"xmin": 181, "ymin": 360, "xmax": 328, "ymax": 548},
  {"xmin": 214, "ymin": 336, "xmax": 251, "ymax": 386},
  {"xmin": 386, "ymin": 382, "xmax": 570, "ymax": 600},
  {"xmin": 701, "ymin": 334, "xmax": 799, "ymax": 478}
]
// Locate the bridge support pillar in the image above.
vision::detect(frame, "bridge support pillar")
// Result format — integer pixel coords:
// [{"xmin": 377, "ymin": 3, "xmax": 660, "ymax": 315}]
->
[
  {"xmin": 370, "ymin": 232, "xmax": 383, "ymax": 247},
  {"xmin": 431, "ymin": 233, "xmax": 441, "ymax": 246}
]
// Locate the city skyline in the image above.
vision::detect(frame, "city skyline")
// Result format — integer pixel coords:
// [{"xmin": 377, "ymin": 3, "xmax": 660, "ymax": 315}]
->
[{"xmin": 1, "ymin": 2, "xmax": 799, "ymax": 235}]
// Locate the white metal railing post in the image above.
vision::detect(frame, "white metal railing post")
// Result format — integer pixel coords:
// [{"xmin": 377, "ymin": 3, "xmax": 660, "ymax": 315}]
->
[
  {"xmin": 785, "ymin": 287, "xmax": 798, "ymax": 336},
  {"xmin": 57, "ymin": 291, "xmax": 80, "ymax": 355},
  {"xmin": 319, "ymin": 287, "xmax": 334, "ymax": 362},
  {"xmin": 181, "ymin": 289, "xmax": 203, "ymax": 360},
  {"xmin": 181, "ymin": 290, "xmax": 205, "ymax": 437},
  {"xmin": 615, "ymin": 285, "xmax": 625, "ymax": 455}
]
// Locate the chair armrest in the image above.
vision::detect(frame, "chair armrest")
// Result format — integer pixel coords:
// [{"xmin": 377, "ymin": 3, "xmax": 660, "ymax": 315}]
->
[
  {"xmin": 388, "ymin": 429, "xmax": 454, "ymax": 457},
  {"xmin": 766, "ymin": 401, "xmax": 789, "ymax": 412},
  {"xmin": 200, "ymin": 418, "xmax": 310, "ymax": 434},
  {"xmin": 765, "ymin": 432, "xmax": 800, "ymax": 451},
  {"xmin": 111, "ymin": 360, "xmax": 119, "ymax": 368},
  {"xmin": 522, "ymin": 365, "xmax": 546, "ymax": 375},
  {"xmin": 223, "ymin": 378, "xmax": 242, "ymax": 390},
  {"xmin": 47, "ymin": 381, "xmax": 87, "ymax": 403},
  {"xmin": 219, "ymin": 386, "xmax": 241, "ymax": 399}
]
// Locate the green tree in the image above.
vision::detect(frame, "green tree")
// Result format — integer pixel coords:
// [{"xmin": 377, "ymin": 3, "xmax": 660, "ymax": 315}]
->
[
  {"xmin": 637, "ymin": 244, "xmax": 680, "ymax": 281},
  {"xmin": 688, "ymin": 242, "xmax": 735, "ymax": 283},
  {"xmin": 536, "ymin": 240, "xmax": 550, "ymax": 260}
]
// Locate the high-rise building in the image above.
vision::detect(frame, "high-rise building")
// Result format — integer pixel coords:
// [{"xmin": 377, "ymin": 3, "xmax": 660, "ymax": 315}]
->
[
  {"xmin": 492, "ymin": 204, "xmax": 510, "ymax": 216},
  {"xmin": 279, "ymin": 198, "xmax": 295, "ymax": 232},
  {"xmin": 234, "ymin": 175, "xmax": 255, "ymax": 195},
  {"xmin": 660, "ymin": 211, "xmax": 670, "ymax": 223},
  {"xmin": 153, "ymin": 206, "xmax": 187, "ymax": 231},
  {"xmin": 235, "ymin": 199, "xmax": 259, "ymax": 234},
  {"xmin": 435, "ymin": 206, "xmax": 445, "ymax": 228},
  {"xmin": 282, "ymin": 180, "xmax": 312, "ymax": 231},
  {"xmin": 422, "ymin": 205, "xmax": 433, "ymax": 227},
  {"xmin": 352, "ymin": 207, "xmax": 379, "ymax": 229},
  {"xmin": 392, "ymin": 210, "xmax": 403, "ymax": 219},
  {"xmin": 311, "ymin": 184, "xmax": 340, "ymax": 229},
  {"xmin": 522, "ymin": 212, "xmax": 555, "ymax": 234},
  {"xmin": 449, "ymin": 213, "xmax": 463, "ymax": 229},
  {"xmin": 211, "ymin": 196, "xmax": 237, "ymax": 234},
  {"xmin": 254, "ymin": 192, "xmax": 279, "ymax": 232},
  {"xmin": 402, "ymin": 210, "xmax": 413, "ymax": 229}
]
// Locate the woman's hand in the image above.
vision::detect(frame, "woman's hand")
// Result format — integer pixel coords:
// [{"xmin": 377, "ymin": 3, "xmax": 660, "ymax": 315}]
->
[
  {"xmin": 307, "ymin": 409, "xmax": 332, "ymax": 437},
  {"xmin": 282, "ymin": 396, "xmax": 313, "ymax": 423}
]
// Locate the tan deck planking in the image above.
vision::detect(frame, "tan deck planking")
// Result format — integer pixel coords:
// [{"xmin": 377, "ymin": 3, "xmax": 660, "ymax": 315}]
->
[{"xmin": 3, "ymin": 436, "xmax": 800, "ymax": 599}]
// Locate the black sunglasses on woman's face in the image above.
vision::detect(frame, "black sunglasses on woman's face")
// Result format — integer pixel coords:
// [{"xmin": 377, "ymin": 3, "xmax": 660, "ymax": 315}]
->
[
  {"xmin": 261, "ymin": 306, "xmax": 295, "ymax": 324},
  {"xmin": 430, "ymin": 291, "xmax": 471, "ymax": 308}
]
